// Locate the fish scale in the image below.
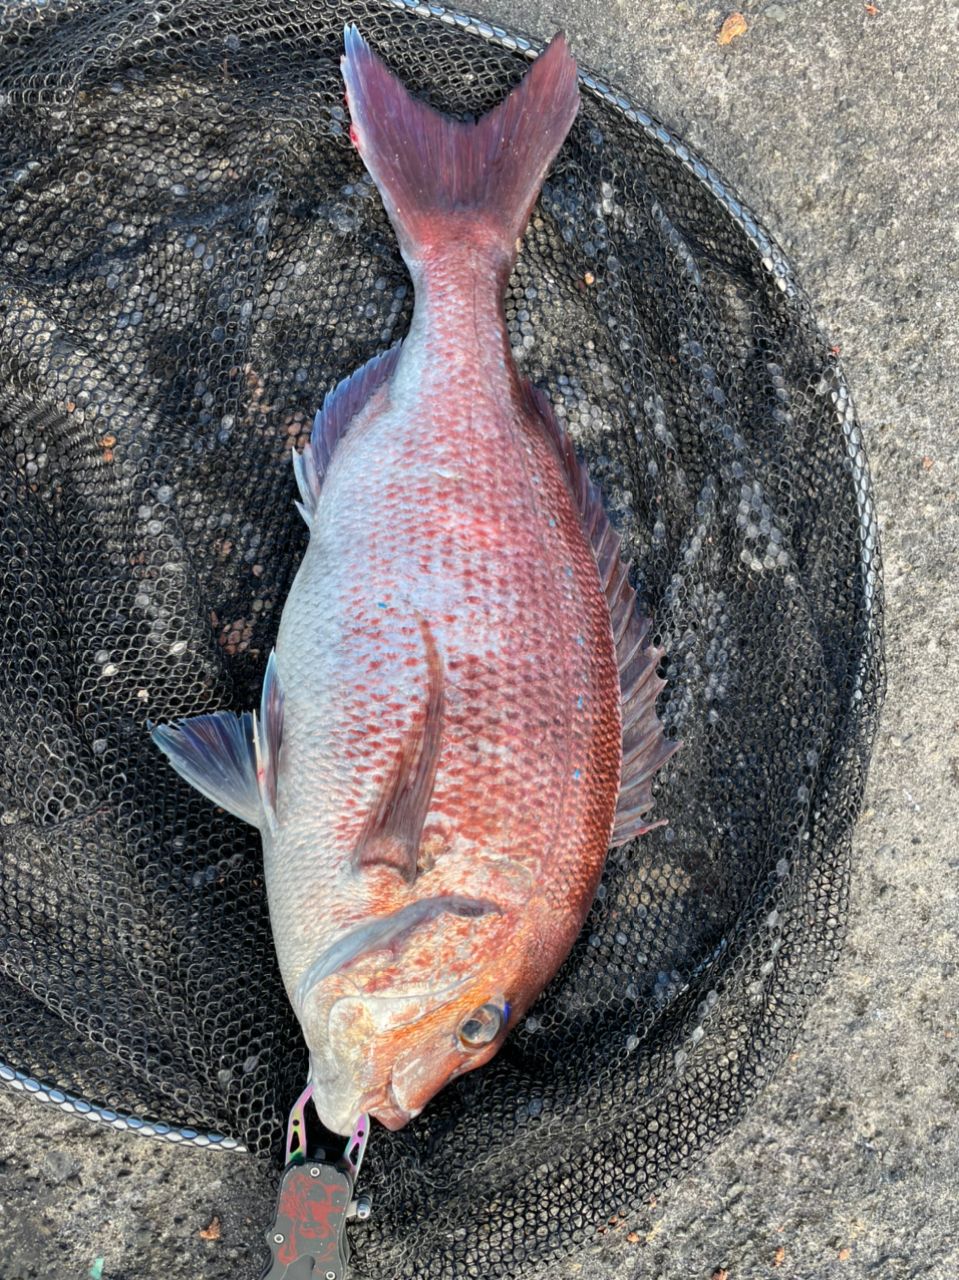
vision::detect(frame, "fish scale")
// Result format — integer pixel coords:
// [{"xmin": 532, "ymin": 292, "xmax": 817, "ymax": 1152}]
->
[
  {"xmin": 152, "ymin": 26, "xmax": 675, "ymax": 1137},
  {"xmin": 273, "ymin": 341, "xmax": 619, "ymax": 976}
]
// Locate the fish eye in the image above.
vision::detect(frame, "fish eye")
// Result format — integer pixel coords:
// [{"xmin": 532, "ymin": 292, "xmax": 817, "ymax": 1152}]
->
[{"xmin": 457, "ymin": 1002, "xmax": 504, "ymax": 1049}]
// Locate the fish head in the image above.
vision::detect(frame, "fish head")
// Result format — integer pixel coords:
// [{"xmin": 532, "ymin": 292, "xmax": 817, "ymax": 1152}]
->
[
  {"xmin": 308, "ymin": 981, "xmax": 513, "ymax": 1134},
  {"xmin": 296, "ymin": 890, "xmax": 532, "ymax": 1135}
]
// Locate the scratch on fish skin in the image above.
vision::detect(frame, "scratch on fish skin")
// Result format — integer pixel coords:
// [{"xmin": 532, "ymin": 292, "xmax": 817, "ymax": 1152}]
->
[{"xmin": 465, "ymin": 270, "xmax": 482, "ymax": 480}]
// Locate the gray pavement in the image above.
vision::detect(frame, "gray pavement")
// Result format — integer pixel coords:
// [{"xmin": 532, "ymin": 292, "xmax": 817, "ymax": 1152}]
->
[{"xmin": 2, "ymin": 1, "xmax": 957, "ymax": 1277}]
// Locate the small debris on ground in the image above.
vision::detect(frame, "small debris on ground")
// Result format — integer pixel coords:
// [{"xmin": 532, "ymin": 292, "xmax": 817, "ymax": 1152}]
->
[
  {"xmin": 218, "ymin": 617, "xmax": 254, "ymax": 654},
  {"xmin": 717, "ymin": 12, "xmax": 748, "ymax": 44},
  {"xmin": 838, "ymin": 1246, "xmax": 852, "ymax": 1261},
  {"xmin": 773, "ymin": 1244, "xmax": 786, "ymax": 1266},
  {"xmin": 711, "ymin": 1268, "xmax": 730, "ymax": 1280},
  {"xmin": 199, "ymin": 1214, "xmax": 222, "ymax": 1241}
]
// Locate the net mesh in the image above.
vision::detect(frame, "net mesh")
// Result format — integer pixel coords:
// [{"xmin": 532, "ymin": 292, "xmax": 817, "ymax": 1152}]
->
[{"xmin": 0, "ymin": 1, "xmax": 883, "ymax": 1275}]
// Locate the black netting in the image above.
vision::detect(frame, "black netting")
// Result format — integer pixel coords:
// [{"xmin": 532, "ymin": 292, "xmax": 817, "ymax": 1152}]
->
[{"xmin": 0, "ymin": 1, "xmax": 883, "ymax": 1276}]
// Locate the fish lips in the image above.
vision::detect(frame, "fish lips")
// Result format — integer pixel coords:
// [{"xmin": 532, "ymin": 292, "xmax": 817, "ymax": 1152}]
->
[{"xmin": 308, "ymin": 978, "xmax": 473, "ymax": 1134}]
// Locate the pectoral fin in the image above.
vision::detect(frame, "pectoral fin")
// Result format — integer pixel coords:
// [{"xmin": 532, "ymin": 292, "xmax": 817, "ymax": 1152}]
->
[{"xmin": 352, "ymin": 620, "xmax": 445, "ymax": 882}]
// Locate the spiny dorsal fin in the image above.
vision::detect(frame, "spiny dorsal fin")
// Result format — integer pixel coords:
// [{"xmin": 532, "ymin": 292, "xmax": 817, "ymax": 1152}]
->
[
  {"xmin": 526, "ymin": 382, "xmax": 679, "ymax": 845},
  {"xmin": 352, "ymin": 619, "xmax": 445, "ymax": 882},
  {"xmin": 293, "ymin": 343, "xmax": 402, "ymax": 522},
  {"xmin": 151, "ymin": 650, "xmax": 285, "ymax": 832}
]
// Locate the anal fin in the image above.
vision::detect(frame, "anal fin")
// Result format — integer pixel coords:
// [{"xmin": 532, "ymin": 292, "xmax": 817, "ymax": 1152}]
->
[{"xmin": 293, "ymin": 343, "xmax": 402, "ymax": 523}]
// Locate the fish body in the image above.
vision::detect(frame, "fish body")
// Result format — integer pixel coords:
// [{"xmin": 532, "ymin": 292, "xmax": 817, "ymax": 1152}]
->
[{"xmin": 153, "ymin": 28, "xmax": 675, "ymax": 1136}]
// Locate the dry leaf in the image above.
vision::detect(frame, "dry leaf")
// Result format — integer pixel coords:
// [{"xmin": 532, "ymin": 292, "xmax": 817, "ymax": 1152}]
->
[
  {"xmin": 838, "ymin": 1247, "xmax": 852, "ymax": 1262},
  {"xmin": 717, "ymin": 12, "xmax": 748, "ymax": 45},
  {"xmin": 773, "ymin": 1245, "xmax": 786, "ymax": 1266},
  {"xmin": 921, "ymin": 456, "xmax": 934, "ymax": 470},
  {"xmin": 712, "ymin": 1269, "xmax": 730, "ymax": 1280},
  {"xmin": 199, "ymin": 1215, "xmax": 221, "ymax": 1241}
]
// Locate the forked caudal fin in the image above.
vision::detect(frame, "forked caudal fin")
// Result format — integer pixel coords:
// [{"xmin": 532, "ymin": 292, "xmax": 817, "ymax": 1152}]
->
[{"xmin": 341, "ymin": 25, "xmax": 580, "ymax": 266}]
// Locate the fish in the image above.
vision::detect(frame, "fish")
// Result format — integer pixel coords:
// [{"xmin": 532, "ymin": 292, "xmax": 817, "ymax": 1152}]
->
[{"xmin": 151, "ymin": 25, "xmax": 677, "ymax": 1137}]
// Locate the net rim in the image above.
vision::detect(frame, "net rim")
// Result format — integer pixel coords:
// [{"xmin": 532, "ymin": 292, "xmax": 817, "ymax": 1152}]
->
[{"xmin": 0, "ymin": 0, "xmax": 877, "ymax": 1153}]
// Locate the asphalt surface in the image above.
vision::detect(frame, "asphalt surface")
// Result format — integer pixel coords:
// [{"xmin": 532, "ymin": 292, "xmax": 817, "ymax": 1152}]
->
[{"xmin": 2, "ymin": 1, "xmax": 957, "ymax": 1278}]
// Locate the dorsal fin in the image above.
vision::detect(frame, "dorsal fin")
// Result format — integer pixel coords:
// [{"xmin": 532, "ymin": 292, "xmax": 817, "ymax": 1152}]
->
[
  {"xmin": 526, "ymin": 383, "xmax": 680, "ymax": 845},
  {"xmin": 352, "ymin": 619, "xmax": 445, "ymax": 882},
  {"xmin": 293, "ymin": 342, "xmax": 402, "ymax": 522}
]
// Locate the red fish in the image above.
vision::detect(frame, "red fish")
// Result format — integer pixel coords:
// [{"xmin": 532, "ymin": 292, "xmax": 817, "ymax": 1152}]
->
[{"xmin": 152, "ymin": 26, "xmax": 676, "ymax": 1136}]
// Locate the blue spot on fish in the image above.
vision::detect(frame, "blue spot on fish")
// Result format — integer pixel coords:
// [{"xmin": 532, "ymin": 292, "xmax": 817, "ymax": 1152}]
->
[
  {"xmin": 376, "ymin": 601, "xmax": 387, "ymax": 609},
  {"xmin": 565, "ymin": 565, "xmax": 573, "ymax": 578},
  {"xmin": 576, "ymin": 695, "xmax": 584, "ymax": 709},
  {"xmin": 572, "ymin": 768, "xmax": 581, "ymax": 780},
  {"xmin": 576, "ymin": 635, "xmax": 584, "ymax": 646},
  {"xmin": 548, "ymin": 517, "xmax": 556, "ymax": 528}
]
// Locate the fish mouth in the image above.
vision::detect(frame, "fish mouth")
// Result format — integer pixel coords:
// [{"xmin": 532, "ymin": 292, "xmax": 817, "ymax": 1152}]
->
[
  {"xmin": 310, "ymin": 1057, "xmax": 418, "ymax": 1134},
  {"xmin": 294, "ymin": 893, "xmax": 501, "ymax": 1012},
  {"xmin": 367, "ymin": 1077, "xmax": 415, "ymax": 1130},
  {"xmin": 308, "ymin": 975, "xmax": 470, "ymax": 1134}
]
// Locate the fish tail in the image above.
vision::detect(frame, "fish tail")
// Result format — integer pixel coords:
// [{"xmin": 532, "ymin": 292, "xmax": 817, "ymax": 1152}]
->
[{"xmin": 341, "ymin": 25, "xmax": 579, "ymax": 268}]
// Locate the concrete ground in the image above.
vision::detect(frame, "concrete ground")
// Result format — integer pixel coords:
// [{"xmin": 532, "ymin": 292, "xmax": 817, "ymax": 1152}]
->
[{"xmin": 1, "ymin": 1, "xmax": 957, "ymax": 1277}]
